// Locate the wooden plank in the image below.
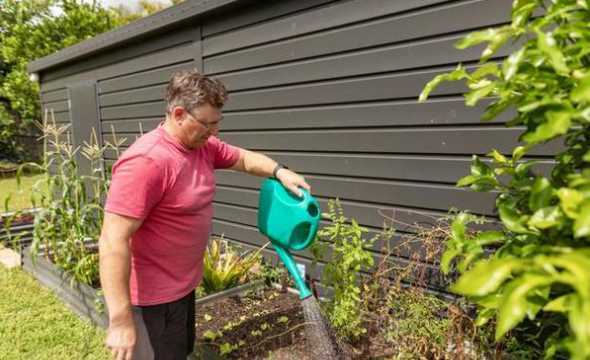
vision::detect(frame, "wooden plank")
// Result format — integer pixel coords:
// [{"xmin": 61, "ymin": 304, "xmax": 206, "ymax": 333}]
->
[
  {"xmin": 214, "ymin": 172, "xmax": 498, "ymax": 215},
  {"xmin": 44, "ymin": 111, "xmax": 70, "ymax": 124},
  {"xmin": 203, "ymin": 0, "xmax": 333, "ymax": 37},
  {"xmin": 42, "ymin": 26, "xmax": 199, "ymax": 83},
  {"xmin": 219, "ymin": 127, "xmax": 562, "ymax": 156},
  {"xmin": 98, "ymin": 61, "xmax": 196, "ymax": 94},
  {"xmin": 42, "ymin": 100, "xmax": 69, "ymax": 113},
  {"xmin": 41, "ymin": 42, "xmax": 196, "ymax": 93},
  {"xmin": 40, "ymin": 89, "xmax": 68, "ymax": 103},
  {"xmin": 100, "ymin": 98, "xmax": 508, "ymax": 131},
  {"xmin": 221, "ymin": 98, "xmax": 507, "ymax": 130},
  {"xmin": 216, "ymin": 33, "xmax": 514, "ymax": 92},
  {"xmin": 99, "ymin": 84, "xmax": 167, "ymax": 107},
  {"xmin": 205, "ymin": 0, "xmax": 512, "ymax": 74},
  {"xmin": 100, "ymin": 101, "xmax": 165, "ymax": 120},
  {"xmin": 222, "ymin": 65, "xmax": 473, "ymax": 111},
  {"xmin": 231, "ymin": 153, "xmax": 554, "ymax": 183},
  {"xmin": 203, "ymin": 0, "xmax": 450, "ymax": 56},
  {"xmin": 101, "ymin": 118, "xmax": 161, "ymax": 134}
]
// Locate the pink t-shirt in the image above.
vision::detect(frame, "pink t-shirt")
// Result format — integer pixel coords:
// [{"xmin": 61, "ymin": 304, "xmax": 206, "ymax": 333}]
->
[{"xmin": 104, "ymin": 125, "xmax": 240, "ymax": 306}]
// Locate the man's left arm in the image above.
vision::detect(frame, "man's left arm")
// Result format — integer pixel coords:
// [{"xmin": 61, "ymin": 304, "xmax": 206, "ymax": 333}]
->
[{"xmin": 229, "ymin": 148, "xmax": 310, "ymax": 197}]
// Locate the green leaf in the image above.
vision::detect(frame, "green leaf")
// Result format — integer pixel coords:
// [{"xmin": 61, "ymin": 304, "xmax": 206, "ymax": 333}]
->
[
  {"xmin": 567, "ymin": 295, "xmax": 590, "ymax": 353},
  {"xmin": 512, "ymin": 0, "xmax": 539, "ymax": 28},
  {"xmin": 456, "ymin": 28, "xmax": 499, "ymax": 49},
  {"xmin": 471, "ymin": 63, "xmax": 500, "ymax": 80},
  {"xmin": 457, "ymin": 175, "xmax": 477, "ymax": 187},
  {"xmin": 441, "ymin": 246, "xmax": 461, "ymax": 274},
  {"xmin": 488, "ymin": 149, "xmax": 508, "ymax": 164},
  {"xmin": 499, "ymin": 201, "xmax": 530, "ymax": 233},
  {"xmin": 544, "ymin": 294, "xmax": 574, "ymax": 313},
  {"xmin": 475, "ymin": 308, "xmax": 496, "ymax": 326},
  {"xmin": 574, "ymin": 201, "xmax": 590, "ymax": 238},
  {"xmin": 528, "ymin": 206, "xmax": 562, "ymax": 229},
  {"xmin": 471, "ymin": 156, "xmax": 492, "ymax": 176},
  {"xmin": 529, "ymin": 177, "xmax": 554, "ymax": 211},
  {"xmin": 451, "ymin": 212, "xmax": 470, "ymax": 242},
  {"xmin": 512, "ymin": 145, "xmax": 530, "ymax": 161},
  {"xmin": 465, "ymin": 83, "xmax": 495, "ymax": 106},
  {"xmin": 419, "ymin": 65, "xmax": 468, "ymax": 102},
  {"xmin": 482, "ymin": 99, "xmax": 513, "ymax": 122},
  {"xmin": 571, "ymin": 74, "xmax": 590, "ymax": 103},
  {"xmin": 522, "ymin": 110, "xmax": 572, "ymax": 144},
  {"xmin": 537, "ymin": 30, "xmax": 569, "ymax": 75},
  {"xmin": 474, "ymin": 231, "xmax": 505, "ymax": 246},
  {"xmin": 503, "ymin": 48, "xmax": 526, "ymax": 81},
  {"xmin": 496, "ymin": 274, "xmax": 552, "ymax": 340},
  {"xmin": 451, "ymin": 258, "xmax": 522, "ymax": 297},
  {"xmin": 584, "ymin": 150, "xmax": 590, "ymax": 162},
  {"xmin": 203, "ymin": 330, "xmax": 220, "ymax": 341},
  {"xmin": 557, "ymin": 188, "xmax": 583, "ymax": 218}
]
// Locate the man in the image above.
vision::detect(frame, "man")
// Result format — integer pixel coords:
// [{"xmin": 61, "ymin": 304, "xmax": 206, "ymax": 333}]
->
[{"xmin": 99, "ymin": 70, "xmax": 310, "ymax": 360}]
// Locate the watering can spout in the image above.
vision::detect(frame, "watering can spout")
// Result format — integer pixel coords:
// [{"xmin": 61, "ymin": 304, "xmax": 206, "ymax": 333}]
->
[{"xmin": 257, "ymin": 178, "xmax": 320, "ymax": 300}]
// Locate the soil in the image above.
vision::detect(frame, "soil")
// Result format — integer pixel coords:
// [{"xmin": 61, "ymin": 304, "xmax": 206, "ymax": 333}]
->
[
  {"xmin": 0, "ymin": 213, "xmax": 35, "ymax": 228},
  {"xmin": 194, "ymin": 287, "xmax": 312, "ymax": 359}
]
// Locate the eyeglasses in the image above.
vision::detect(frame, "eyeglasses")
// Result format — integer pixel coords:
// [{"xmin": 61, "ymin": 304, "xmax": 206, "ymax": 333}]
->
[{"xmin": 186, "ymin": 110, "xmax": 220, "ymax": 131}]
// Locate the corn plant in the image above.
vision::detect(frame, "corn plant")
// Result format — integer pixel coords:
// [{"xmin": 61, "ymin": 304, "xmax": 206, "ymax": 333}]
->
[
  {"xmin": 16, "ymin": 110, "xmax": 124, "ymax": 286},
  {"xmin": 201, "ymin": 236, "xmax": 267, "ymax": 294},
  {"xmin": 420, "ymin": 1, "xmax": 590, "ymax": 358}
]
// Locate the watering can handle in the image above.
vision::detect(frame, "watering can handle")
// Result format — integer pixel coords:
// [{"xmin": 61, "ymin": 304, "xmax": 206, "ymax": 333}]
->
[{"xmin": 290, "ymin": 188, "xmax": 319, "ymax": 251}]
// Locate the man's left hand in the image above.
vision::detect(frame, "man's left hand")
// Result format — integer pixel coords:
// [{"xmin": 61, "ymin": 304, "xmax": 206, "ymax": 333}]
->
[{"xmin": 276, "ymin": 168, "xmax": 311, "ymax": 197}]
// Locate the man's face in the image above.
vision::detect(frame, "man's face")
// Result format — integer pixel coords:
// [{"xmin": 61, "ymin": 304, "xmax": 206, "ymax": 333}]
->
[{"xmin": 172, "ymin": 103, "xmax": 222, "ymax": 149}]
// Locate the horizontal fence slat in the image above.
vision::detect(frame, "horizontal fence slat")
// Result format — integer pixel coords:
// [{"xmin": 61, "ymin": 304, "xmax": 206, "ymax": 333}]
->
[
  {"xmin": 40, "ymin": 89, "xmax": 68, "ymax": 103},
  {"xmin": 206, "ymin": 0, "xmax": 512, "ymax": 74},
  {"xmin": 41, "ymin": 42, "xmax": 196, "ymax": 93},
  {"xmin": 203, "ymin": 0, "xmax": 450, "ymax": 56},
  {"xmin": 42, "ymin": 100, "xmax": 69, "ymax": 113},
  {"xmin": 221, "ymin": 98, "xmax": 507, "ymax": 129},
  {"xmin": 216, "ymin": 34, "xmax": 514, "ymax": 92},
  {"xmin": 100, "ymin": 101, "xmax": 165, "ymax": 120},
  {"xmin": 223, "ymin": 65, "xmax": 472, "ymax": 111},
  {"xmin": 214, "ymin": 172, "xmax": 498, "ymax": 215},
  {"xmin": 101, "ymin": 126, "xmax": 562, "ymax": 158},
  {"xmin": 100, "ymin": 84, "xmax": 166, "ymax": 107},
  {"xmin": 202, "ymin": 0, "xmax": 333, "ymax": 37},
  {"xmin": 98, "ymin": 61, "xmax": 196, "ymax": 94},
  {"xmin": 219, "ymin": 127, "xmax": 562, "ymax": 156},
  {"xmin": 102, "ymin": 118, "xmax": 161, "ymax": 134}
]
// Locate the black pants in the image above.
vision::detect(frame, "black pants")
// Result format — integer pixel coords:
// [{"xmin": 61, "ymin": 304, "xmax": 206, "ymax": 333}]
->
[{"xmin": 132, "ymin": 290, "xmax": 196, "ymax": 360}]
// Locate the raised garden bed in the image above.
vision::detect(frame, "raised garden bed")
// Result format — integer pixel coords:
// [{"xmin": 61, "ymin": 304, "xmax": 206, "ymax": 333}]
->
[
  {"xmin": 22, "ymin": 246, "xmax": 109, "ymax": 329},
  {"xmin": 195, "ymin": 286, "xmax": 311, "ymax": 359},
  {"xmin": 1, "ymin": 210, "xmax": 37, "ymax": 255}
]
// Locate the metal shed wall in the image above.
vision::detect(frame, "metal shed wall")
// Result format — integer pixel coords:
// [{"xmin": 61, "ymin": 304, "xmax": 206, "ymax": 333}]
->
[{"xmin": 34, "ymin": 0, "xmax": 560, "ymax": 292}]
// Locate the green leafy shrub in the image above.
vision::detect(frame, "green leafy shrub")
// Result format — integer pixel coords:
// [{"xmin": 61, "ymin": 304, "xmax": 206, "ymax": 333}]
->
[
  {"xmin": 420, "ymin": 1, "xmax": 590, "ymax": 358},
  {"xmin": 201, "ymin": 236, "xmax": 266, "ymax": 294},
  {"xmin": 312, "ymin": 199, "xmax": 385, "ymax": 341}
]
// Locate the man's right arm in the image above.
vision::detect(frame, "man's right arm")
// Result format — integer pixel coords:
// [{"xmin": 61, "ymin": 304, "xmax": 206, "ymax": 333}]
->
[{"xmin": 99, "ymin": 211, "xmax": 143, "ymax": 360}]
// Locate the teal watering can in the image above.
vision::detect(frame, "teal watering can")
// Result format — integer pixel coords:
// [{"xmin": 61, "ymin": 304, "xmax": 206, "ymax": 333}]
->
[{"xmin": 257, "ymin": 178, "xmax": 320, "ymax": 299}]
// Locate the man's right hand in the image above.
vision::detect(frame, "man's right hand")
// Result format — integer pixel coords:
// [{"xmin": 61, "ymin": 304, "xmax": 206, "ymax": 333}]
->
[{"xmin": 105, "ymin": 316, "xmax": 137, "ymax": 360}]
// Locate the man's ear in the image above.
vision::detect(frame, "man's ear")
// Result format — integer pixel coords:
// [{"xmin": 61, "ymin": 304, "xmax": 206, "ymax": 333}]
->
[{"xmin": 172, "ymin": 106, "xmax": 186, "ymax": 123}]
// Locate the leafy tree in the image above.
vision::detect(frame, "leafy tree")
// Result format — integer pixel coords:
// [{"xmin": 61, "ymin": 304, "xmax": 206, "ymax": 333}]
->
[
  {"xmin": 420, "ymin": 0, "xmax": 590, "ymax": 358},
  {"xmin": 0, "ymin": 0, "xmax": 181, "ymax": 161}
]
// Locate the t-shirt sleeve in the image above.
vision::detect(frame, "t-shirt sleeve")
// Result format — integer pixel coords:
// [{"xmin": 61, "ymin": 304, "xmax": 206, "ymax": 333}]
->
[
  {"xmin": 104, "ymin": 155, "xmax": 166, "ymax": 219},
  {"xmin": 207, "ymin": 136, "xmax": 240, "ymax": 169}
]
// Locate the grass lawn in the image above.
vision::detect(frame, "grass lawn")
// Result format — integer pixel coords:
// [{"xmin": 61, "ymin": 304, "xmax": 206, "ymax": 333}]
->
[
  {"xmin": 0, "ymin": 266, "xmax": 109, "ymax": 359},
  {"xmin": 0, "ymin": 173, "xmax": 45, "ymax": 212}
]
